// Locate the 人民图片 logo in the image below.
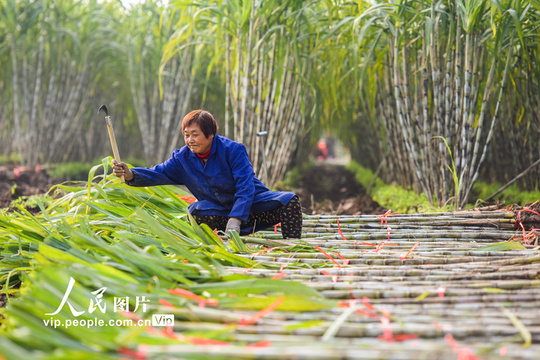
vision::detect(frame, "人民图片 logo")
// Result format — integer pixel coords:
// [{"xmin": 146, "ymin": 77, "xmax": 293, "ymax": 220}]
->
[{"xmin": 46, "ymin": 277, "xmax": 150, "ymax": 316}]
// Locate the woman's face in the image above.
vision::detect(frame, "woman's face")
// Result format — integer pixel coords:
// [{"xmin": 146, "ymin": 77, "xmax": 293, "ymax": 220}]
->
[{"xmin": 184, "ymin": 123, "xmax": 214, "ymax": 154}]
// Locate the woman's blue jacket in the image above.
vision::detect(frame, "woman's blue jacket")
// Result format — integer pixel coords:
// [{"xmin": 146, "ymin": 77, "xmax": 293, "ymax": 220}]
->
[{"xmin": 126, "ymin": 135, "xmax": 296, "ymax": 222}]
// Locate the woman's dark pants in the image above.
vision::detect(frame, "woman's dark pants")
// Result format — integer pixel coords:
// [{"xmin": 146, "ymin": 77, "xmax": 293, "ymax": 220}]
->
[{"xmin": 191, "ymin": 196, "xmax": 302, "ymax": 239}]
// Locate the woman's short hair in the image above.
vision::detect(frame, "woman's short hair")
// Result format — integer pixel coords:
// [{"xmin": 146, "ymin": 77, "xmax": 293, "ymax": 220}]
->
[{"xmin": 181, "ymin": 110, "xmax": 218, "ymax": 138}]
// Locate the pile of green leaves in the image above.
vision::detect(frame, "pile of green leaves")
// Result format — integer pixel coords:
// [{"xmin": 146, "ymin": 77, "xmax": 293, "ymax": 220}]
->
[{"xmin": 0, "ymin": 158, "xmax": 334, "ymax": 359}]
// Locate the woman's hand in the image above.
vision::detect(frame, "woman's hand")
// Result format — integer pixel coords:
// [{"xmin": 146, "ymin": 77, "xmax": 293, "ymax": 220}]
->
[
  {"xmin": 112, "ymin": 160, "xmax": 134, "ymax": 181},
  {"xmin": 225, "ymin": 217, "xmax": 242, "ymax": 235}
]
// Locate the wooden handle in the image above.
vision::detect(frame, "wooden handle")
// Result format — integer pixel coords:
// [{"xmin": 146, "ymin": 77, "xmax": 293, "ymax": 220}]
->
[{"xmin": 107, "ymin": 123, "xmax": 124, "ymax": 183}]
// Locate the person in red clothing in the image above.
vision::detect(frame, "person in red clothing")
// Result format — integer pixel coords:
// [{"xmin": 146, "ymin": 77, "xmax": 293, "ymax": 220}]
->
[
  {"xmin": 317, "ymin": 140, "xmax": 329, "ymax": 161},
  {"xmin": 112, "ymin": 110, "xmax": 302, "ymax": 238}
]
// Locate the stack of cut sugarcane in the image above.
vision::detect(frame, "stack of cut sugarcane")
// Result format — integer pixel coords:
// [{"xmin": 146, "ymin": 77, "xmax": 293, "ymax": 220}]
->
[
  {"xmin": 1, "ymin": 170, "xmax": 539, "ymax": 359},
  {"xmin": 146, "ymin": 210, "xmax": 540, "ymax": 359}
]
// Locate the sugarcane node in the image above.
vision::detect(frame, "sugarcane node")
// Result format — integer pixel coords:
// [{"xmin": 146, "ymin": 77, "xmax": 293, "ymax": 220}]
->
[{"xmin": 98, "ymin": 104, "xmax": 109, "ymax": 117}]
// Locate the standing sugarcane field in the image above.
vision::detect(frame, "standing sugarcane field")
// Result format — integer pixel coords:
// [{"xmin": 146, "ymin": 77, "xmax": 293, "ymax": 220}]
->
[{"xmin": 2, "ymin": 1, "xmax": 540, "ymax": 359}]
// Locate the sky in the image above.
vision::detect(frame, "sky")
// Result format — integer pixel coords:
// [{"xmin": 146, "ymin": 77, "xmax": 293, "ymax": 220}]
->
[
  {"xmin": 120, "ymin": 0, "xmax": 169, "ymax": 8},
  {"xmin": 120, "ymin": 0, "xmax": 144, "ymax": 7}
]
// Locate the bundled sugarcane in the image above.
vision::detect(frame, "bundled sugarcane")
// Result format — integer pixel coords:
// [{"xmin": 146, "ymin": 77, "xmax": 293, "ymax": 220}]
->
[{"xmin": 2, "ymin": 160, "xmax": 540, "ymax": 360}]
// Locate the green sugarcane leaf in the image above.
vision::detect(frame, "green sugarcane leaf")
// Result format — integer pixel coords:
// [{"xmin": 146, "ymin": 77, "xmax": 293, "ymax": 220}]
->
[
  {"xmin": 473, "ymin": 241, "xmax": 526, "ymax": 251},
  {"xmin": 200, "ymin": 222, "xmax": 226, "ymax": 249},
  {"xmin": 6, "ymin": 306, "xmax": 93, "ymax": 351},
  {"xmin": 0, "ymin": 337, "xmax": 34, "ymax": 360},
  {"xmin": 37, "ymin": 243, "xmax": 90, "ymax": 265},
  {"xmin": 90, "ymin": 263, "xmax": 139, "ymax": 284},
  {"xmin": 83, "ymin": 202, "xmax": 125, "ymax": 221},
  {"xmin": 188, "ymin": 212, "xmax": 213, "ymax": 246},
  {"xmin": 483, "ymin": 287, "xmax": 508, "ymax": 293},
  {"xmin": 205, "ymin": 245, "xmax": 260, "ymax": 268},
  {"xmin": 285, "ymin": 320, "xmax": 326, "ymax": 331},
  {"xmin": 33, "ymin": 251, "xmax": 52, "ymax": 265},
  {"xmin": 114, "ymin": 323, "xmax": 148, "ymax": 346},
  {"xmin": 90, "ymin": 201, "xmax": 133, "ymax": 218},
  {"xmin": 87, "ymin": 162, "xmax": 106, "ymax": 201},
  {"xmin": 218, "ymin": 294, "xmax": 336, "ymax": 311},
  {"xmin": 415, "ymin": 290, "xmax": 431, "ymax": 301},
  {"xmin": 219, "ymin": 274, "xmax": 254, "ymax": 281},
  {"xmin": 8, "ymin": 219, "xmax": 48, "ymax": 237},
  {"xmin": 92, "ymin": 183, "xmax": 110, "ymax": 202},
  {"xmin": 190, "ymin": 278, "xmax": 322, "ymax": 298},
  {"xmin": 133, "ymin": 209, "xmax": 220, "ymax": 276},
  {"xmin": 47, "ymin": 349, "xmax": 120, "ymax": 359},
  {"xmin": 501, "ymin": 307, "xmax": 532, "ymax": 347},
  {"xmin": 228, "ymin": 230, "xmax": 248, "ymax": 253}
]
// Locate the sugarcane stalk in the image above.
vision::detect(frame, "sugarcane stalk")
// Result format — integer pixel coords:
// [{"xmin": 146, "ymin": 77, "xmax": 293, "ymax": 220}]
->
[
  {"xmin": 9, "ymin": 36, "xmax": 24, "ymax": 164},
  {"xmin": 453, "ymin": 15, "xmax": 462, "ymax": 150},
  {"xmin": 47, "ymin": 70, "xmax": 85, "ymax": 163},
  {"xmin": 419, "ymin": 35, "xmax": 432, "ymax": 196},
  {"xmin": 322, "ymin": 306, "xmax": 356, "ymax": 341},
  {"xmin": 380, "ymin": 61, "xmax": 400, "ymax": 183},
  {"xmin": 267, "ymin": 38, "xmax": 290, "ymax": 170},
  {"xmin": 231, "ymin": 267, "xmax": 540, "ymax": 281},
  {"xmin": 128, "ymin": 52, "xmax": 152, "ymax": 164},
  {"xmin": 141, "ymin": 52, "xmax": 154, "ymax": 162},
  {"xmin": 239, "ymin": 1, "xmax": 256, "ymax": 143},
  {"xmin": 393, "ymin": 36, "xmax": 428, "ymax": 201},
  {"xmin": 233, "ymin": 26, "xmax": 241, "ymax": 140},
  {"xmin": 460, "ymin": 37, "xmax": 482, "ymax": 203},
  {"xmin": 22, "ymin": 54, "xmax": 30, "ymax": 130},
  {"xmin": 142, "ymin": 344, "xmax": 471, "ymax": 359},
  {"xmin": 261, "ymin": 34, "xmax": 277, "ymax": 136},
  {"xmin": 457, "ymin": 32, "xmax": 471, "ymax": 181},
  {"xmin": 157, "ymin": 60, "xmax": 175, "ymax": 160},
  {"xmin": 467, "ymin": 56, "xmax": 497, "ymax": 184},
  {"xmin": 441, "ymin": 40, "xmax": 454, "ymax": 198},
  {"xmin": 271, "ymin": 72, "xmax": 303, "ymax": 185},
  {"xmin": 247, "ymin": 33, "xmax": 261, "ymax": 156},
  {"xmin": 403, "ymin": 42, "xmax": 423, "ymax": 195},
  {"xmin": 225, "ymin": 22, "xmax": 231, "ymax": 138},
  {"xmin": 422, "ymin": 35, "xmax": 438, "ymax": 202},
  {"xmin": 253, "ymin": 43, "xmax": 264, "ymax": 174},
  {"xmin": 27, "ymin": 35, "xmax": 44, "ymax": 166},
  {"xmin": 464, "ymin": 44, "xmax": 514, "ymax": 203}
]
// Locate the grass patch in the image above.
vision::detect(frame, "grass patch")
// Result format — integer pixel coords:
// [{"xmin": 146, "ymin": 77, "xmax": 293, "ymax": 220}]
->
[
  {"xmin": 0, "ymin": 154, "xmax": 21, "ymax": 165},
  {"xmin": 472, "ymin": 181, "xmax": 540, "ymax": 206},
  {"xmin": 347, "ymin": 161, "xmax": 434, "ymax": 213},
  {"xmin": 348, "ymin": 161, "xmax": 539, "ymax": 212}
]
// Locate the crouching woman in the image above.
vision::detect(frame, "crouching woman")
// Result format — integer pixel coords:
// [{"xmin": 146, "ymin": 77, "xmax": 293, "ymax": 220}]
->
[{"xmin": 112, "ymin": 110, "xmax": 302, "ymax": 239}]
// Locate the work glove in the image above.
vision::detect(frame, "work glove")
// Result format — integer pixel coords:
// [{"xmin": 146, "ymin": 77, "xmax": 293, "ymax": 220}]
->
[{"xmin": 225, "ymin": 217, "xmax": 242, "ymax": 235}]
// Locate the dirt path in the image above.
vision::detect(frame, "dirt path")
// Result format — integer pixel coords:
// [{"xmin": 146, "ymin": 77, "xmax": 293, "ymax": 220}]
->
[{"xmin": 292, "ymin": 163, "xmax": 386, "ymax": 215}]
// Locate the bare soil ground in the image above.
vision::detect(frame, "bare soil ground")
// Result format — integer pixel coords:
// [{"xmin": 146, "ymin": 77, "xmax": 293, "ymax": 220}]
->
[
  {"xmin": 514, "ymin": 201, "xmax": 540, "ymax": 235},
  {"xmin": 0, "ymin": 293, "xmax": 12, "ymax": 309},
  {"xmin": 0, "ymin": 165, "xmax": 60, "ymax": 210}
]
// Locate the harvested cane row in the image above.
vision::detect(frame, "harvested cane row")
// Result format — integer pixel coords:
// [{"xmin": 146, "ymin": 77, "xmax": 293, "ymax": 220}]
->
[
  {"xmin": 1, "ymin": 179, "xmax": 539, "ymax": 360},
  {"xmin": 148, "ymin": 210, "xmax": 540, "ymax": 359}
]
